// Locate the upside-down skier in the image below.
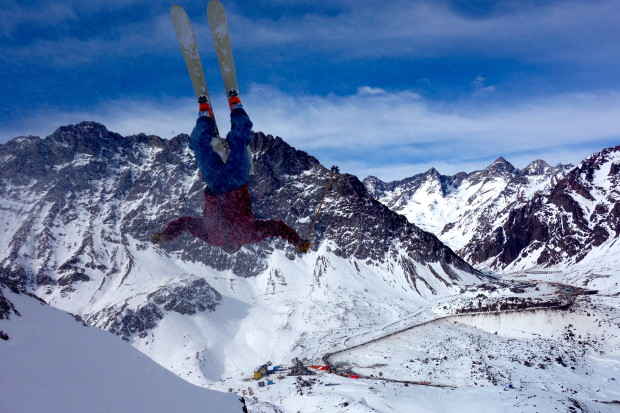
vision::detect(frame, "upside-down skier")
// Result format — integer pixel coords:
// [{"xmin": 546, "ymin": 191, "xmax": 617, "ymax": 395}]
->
[{"xmin": 150, "ymin": 93, "xmax": 311, "ymax": 254}]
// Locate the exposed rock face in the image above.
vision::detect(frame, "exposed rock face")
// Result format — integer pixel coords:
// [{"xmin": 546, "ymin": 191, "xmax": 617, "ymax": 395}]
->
[
  {"xmin": 363, "ymin": 157, "xmax": 572, "ymax": 263},
  {"xmin": 0, "ymin": 286, "xmax": 19, "ymax": 320},
  {"xmin": 365, "ymin": 145, "xmax": 619, "ymax": 274},
  {"xmin": 0, "ymin": 121, "xmax": 482, "ymax": 340},
  {"xmin": 467, "ymin": 145, "xmax": 620, "ymax": 270},
  {"xmin": 149, "ymin": 278, "xmax": 221, "ymax": 315},
  {"xmin": 85, "ymin": 277, "xmax": 222, "ymax": 341}
]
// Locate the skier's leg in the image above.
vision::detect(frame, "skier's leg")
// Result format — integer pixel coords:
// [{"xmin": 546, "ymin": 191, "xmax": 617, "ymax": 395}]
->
[
  {"xmin": 189, "ymin": 114, "xmax": 230, "ymax": 191},
  {"xmin": 229, "ymin": 107, "xmax": 252, "ymax": 143}
]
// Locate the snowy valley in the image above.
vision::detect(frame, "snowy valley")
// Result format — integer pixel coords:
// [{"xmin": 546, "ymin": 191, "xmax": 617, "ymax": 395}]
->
[{"xmin": 1, "ymin": 123, "xmax": 619, "ymax": 412}]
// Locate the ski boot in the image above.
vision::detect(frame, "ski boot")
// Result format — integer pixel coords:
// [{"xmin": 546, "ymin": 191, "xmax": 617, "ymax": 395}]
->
[
  {"xmin": 228, "ymin": 89, "xmax": 243, "ymax": 110},
  {"xmin": 198, "ymin": 95, "xmax": 214, "ymax": 118}
]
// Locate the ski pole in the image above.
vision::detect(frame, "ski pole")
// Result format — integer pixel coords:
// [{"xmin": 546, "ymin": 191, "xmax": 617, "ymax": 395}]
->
[{"xmin": 305, "ymin": 165, "xmax": 339, "ymax": 241}]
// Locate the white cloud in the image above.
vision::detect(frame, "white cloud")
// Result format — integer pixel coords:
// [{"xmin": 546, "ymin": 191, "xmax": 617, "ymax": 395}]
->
[
  {"xmin": 229, "ymin": 0, "xmax": 620, "ymax": 66},
  {"xmin": 357, "ymin": 86, "xmax": 388, "ymax": 95},
  {"xmin": 3, "ymin": 86, "xmax": 618, "ymax": 182},
  {"xmin": 471, "ymin": 76, "xmax": 496, "ymax": 95}
]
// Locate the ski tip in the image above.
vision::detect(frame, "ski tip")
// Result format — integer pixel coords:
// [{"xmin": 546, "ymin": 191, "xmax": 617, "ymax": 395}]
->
[
  {"xmin": 170, "ymin": 4, "xmax": 188, "ymax": 19},
  {"xmin": 207, "ymin": 0, "xmax": 224, "ymax": 15}
]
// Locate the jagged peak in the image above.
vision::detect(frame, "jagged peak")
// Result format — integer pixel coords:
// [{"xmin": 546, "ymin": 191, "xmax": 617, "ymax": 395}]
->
[
  {"xmin": 520, "ymin": 159, "xmax": 551, "ymax": 176},
  {"xmin": 424, "ymin": 167, "xmax": 441, "ymax": 178},
  {"xmin": 48, "ymin": 121, "xmax": 124, "ymax": 151},
  {"xmin": 363, "ymin": 175, "xmax": 384, "ymax": 184},
  {"xmin": 580, "ymin": 144, "xmax": 620, "ymax": 170},
  {"xmin": 51, "ymin": 121, "xmax": 112, "ymax": 137},
  {"xmin": 484, "ymin": 156, "xmax": 517, "ymax": 175}
]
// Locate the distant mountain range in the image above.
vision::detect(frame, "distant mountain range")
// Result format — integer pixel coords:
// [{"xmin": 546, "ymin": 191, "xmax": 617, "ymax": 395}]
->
[{"xmin": 364, "ymin": 145, "xmax": 620, "ymax": 290}]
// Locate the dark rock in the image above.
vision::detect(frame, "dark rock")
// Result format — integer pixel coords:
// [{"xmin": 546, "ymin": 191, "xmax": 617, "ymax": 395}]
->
[
  {"xmin": 467, "ymin": 145, "xmax": 620, "ymax": 269},
  {"xmin": 150, "ymin": 278, "xmax": 221, "ymax": 315},
  {"xmin": 0, "ymin": 286, "xmax": 19, "ymax": 320},
  {"xmin": 108, "ymin": 303, "xmax": 163, "ymax": 341}
]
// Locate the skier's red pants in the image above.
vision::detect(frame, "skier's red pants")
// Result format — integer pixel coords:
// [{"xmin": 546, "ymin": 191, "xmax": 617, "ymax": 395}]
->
[{"xmin": 162, "ymin": 184, "xmax": 301, "ymax": 250}]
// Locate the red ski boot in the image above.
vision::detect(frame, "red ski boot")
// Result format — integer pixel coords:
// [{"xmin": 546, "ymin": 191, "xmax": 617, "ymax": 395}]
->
[
  {"xmin": 227, "ymin": 89, "xmax": 243, "ymax": 110},
  {"xmin": 198, "ymin": 95, "xmax": 214, "ymax": 118}
]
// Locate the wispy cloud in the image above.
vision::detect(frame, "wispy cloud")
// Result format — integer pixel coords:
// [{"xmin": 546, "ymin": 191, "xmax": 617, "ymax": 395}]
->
[
  {"xmin": 1, "ymin": 12, "xmax": 175, "ymax": 67},
  {"xmin": 228, "ymin": 0, "xmax": 620, "ymax": 67},
  {"xmin": 0, "ymin": 0, "xmax": 154, "ymax": 36},
  {"xmin": 471, "ymin": 76, "xmax": 496, "ymax": 95},
  {"xmin": 3, "ymin": 85, "xmax": 618, "ymax": 181},
  {"xmin": 16, "ymin": 0, "xmax": 609, "ymax": 66}
]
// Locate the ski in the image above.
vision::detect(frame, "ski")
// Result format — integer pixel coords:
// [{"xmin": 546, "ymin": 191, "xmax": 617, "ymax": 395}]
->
[
  {"xmin": 207, "ymin": 0, "xmax": 254, "ymax": 174},
  {"xmin": 170, "ymin": 6, "xmax": 212, "ymax": 109},
  {"xmin": 207, "ymin": 0, "xmax": 239, "ymax": 101},
  {"xmin": 170, "ymin": 5, "xmax": 228, "ymax": 162}
]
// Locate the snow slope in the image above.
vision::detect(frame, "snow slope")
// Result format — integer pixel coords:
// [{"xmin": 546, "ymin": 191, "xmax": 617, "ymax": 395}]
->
[
  {"xmin": 69, "ymin": 238, "xmax": 479, "ymax": 387},
  {"xmin": 0, "ymin": 286, "xmax": 241, "ymax": 413}
]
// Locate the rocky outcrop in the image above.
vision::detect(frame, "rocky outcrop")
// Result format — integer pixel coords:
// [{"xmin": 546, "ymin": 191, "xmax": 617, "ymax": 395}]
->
[
  {"xmin": 149, "ymin": 278, "xmax": 221, "ymax": 315},
  {"xmin": 467, "ymin": 145, "xmax": 620, "ymax": 270},
  {"xmin": 89, "ymin": 278, "xmax": 222, "ymax": 340},
  {"xmin": 0, "ymin": 288, "xmax": 19, "ymax": 320},
  {"xmin": 364, "ymin": 157, "xmax": 573, "ymax": 262}
]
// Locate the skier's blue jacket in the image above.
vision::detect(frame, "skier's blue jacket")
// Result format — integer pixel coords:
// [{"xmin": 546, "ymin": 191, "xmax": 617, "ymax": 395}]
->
[{"xmin": 189, "ymin": 108, "xmax": 253, "ymax": 195}]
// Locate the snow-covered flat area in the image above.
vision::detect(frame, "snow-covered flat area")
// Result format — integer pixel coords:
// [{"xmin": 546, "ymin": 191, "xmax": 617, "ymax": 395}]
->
[
  {"xmin": 237, "ymin": 295, "xmax": 620, "ymax": 413},
  {"xmin": 235, "ymin": 372, "xmax": 618, "ymax": 413}
]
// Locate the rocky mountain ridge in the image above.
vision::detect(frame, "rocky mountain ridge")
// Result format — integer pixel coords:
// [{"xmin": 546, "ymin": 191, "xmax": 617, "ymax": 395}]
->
[
  {"xmin": 467, "ymin": 145, "xmax": 620, "ymax": 272},
  {"xmin": 363, "ymin": 157, "xmax": 573, "ymax": 257},
  {"xmin": 0, "ymin": 121, "xmax": 484, "ymax": 382},
  {"xmin": 363, "ymin": 146, "xmax": 619, "ymax": 286}
]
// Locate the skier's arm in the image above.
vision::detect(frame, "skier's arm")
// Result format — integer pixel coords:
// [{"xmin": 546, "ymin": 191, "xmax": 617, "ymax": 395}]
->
[
  {"xmin": 161, "ymin": 216, "xmax": 207, "ymax": 243},
  {"xmin": 250, "ymin": 220, "xmax": 302, "ymax": 247}
]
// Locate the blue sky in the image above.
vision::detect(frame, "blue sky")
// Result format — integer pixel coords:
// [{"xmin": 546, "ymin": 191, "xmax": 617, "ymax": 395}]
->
[{"xmin": 1, "ymin": 0, "xmax": 619, "ymax": 180}]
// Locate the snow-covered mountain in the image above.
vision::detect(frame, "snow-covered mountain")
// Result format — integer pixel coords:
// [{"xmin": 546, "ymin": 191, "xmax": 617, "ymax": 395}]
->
[
  {"xmin": 0, "ymin": 122, "xmax": 483, "ymax": 387},
  {"xmin": 0, "ymin": 283, "xmax": 241, "ymax": 412},
  {"xmin": 467, "ymin": 145, "xmax": 620, "ymax": 287},
  {"xmin": 363, "ymin": 158, "xmax": 571, "ymax": 260},
  {"xmin": 2, "ymin": 123, "xmax": 619, "ymax": 412},
  {"xmin": 364, "ymin": 146, "xmax": 620, "ymax": 292}
]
